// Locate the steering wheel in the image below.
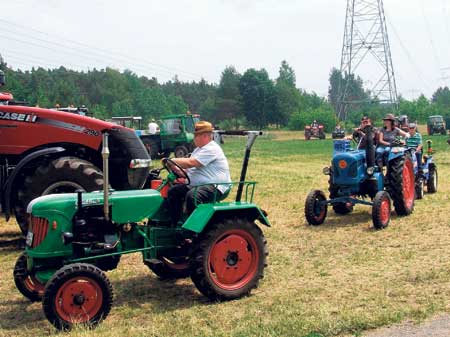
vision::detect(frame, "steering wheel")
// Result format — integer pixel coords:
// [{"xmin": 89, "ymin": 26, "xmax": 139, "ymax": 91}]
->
[{"xmin": 162, "ymin": 158, "xmax": 191, "ymax": 185}]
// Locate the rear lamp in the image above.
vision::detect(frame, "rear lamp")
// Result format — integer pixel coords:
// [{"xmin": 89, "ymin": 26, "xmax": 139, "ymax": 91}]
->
[
  {"xmin": 338, "ymin": 160, "xmax": 347, "ymax": 169},
  {"xmin": 367, "ymin": 167, "xmax": 374, "ymax": 175}
]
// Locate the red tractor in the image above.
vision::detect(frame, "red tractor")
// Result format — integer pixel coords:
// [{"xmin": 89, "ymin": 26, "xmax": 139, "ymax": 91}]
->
[
  {"xmin": 0, "ymin": 70, "xmax": 151, "ymax": 234},
  {"xmin": 304, "ymin": 120, "xmax": 326, "ymax": 140}
]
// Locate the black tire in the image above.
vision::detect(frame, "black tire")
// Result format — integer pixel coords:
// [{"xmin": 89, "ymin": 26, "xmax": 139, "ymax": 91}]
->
[
  {"xmin": 13, "ymin": 253, "xmax": 45, "ymax": 302},
  {"xmin": 372, "ymin": 191, "xmax": 391, "ymax": 230},
  {"xmin": 148, "ymin": 256, "xmax": 190, "ymax": 280},
  {"xmin": 43, "ymin": 263, "xmax": 113, "ymax": 331},
  {"xmin": 190, "ymin": 218, "xmax": 267, "ymax": 301},
  {"xmin": 427, "ymin": 165, "xmax": 438, "ymax": 193},
  {"xmin": 174, "ymin": 145, "xmax": 189, "ymax": 158},
  {"xmin": 415, "ymin": 178, "xmax": 424, "ymax": 200},
  {"xmin": 441, "ymin": 130, "xmax": 446, "ymax": 135},
  {"xmin": 141, "ymin": 137, "xmax": 160, "ymax": 159},
  {"xmin": 14, "ymin": 157, "xmax": 103, "ymax": 234},
  {"xmin": 386, "ymin": 155, "xmax": 415, "ymax": 216},
  {"xmin": 305, "ymin": 190, "xmax": 328, "ymax": 225},
  {"xmin": 319, "ymin": 132, "xmax": 326, "ymax": 140}
]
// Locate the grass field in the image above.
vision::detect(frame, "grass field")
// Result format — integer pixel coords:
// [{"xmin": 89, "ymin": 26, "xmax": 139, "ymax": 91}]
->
[{"xmin": 1, "ymin": 130, "xmax": 450, "ymax": 337}]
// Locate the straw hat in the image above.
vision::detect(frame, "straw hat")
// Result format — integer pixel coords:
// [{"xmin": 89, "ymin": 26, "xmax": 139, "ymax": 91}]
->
[{"xmin": 194, "ymin": 121, "xmax": 214, "ymax": 134}]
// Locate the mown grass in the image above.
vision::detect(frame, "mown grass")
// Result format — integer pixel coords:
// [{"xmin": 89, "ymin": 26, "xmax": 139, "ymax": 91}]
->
[{"xmin": 1, "ymin": 130, "xmax": 450, "ymax": 337}]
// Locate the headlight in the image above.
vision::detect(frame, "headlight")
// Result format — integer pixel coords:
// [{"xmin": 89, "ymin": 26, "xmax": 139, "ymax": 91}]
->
[
  {"xmin": 323, "ymin": 166, "xmax": 331, "ymax": 175},
  {"xmin": 367, "ymin": 166, "xmax": 374, "ymax": 175}
]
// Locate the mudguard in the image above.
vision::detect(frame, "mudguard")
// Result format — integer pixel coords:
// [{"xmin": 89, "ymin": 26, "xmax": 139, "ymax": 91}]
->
[{"xmin": 182, "ymin": 202, "xmax": 271, "ymax": 234}]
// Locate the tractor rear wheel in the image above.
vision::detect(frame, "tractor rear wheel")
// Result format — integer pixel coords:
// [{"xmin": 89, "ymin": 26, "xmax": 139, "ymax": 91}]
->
[
  {"xmin": 427, "ymin": 165, "xmax": 438, "ymax": 193},
  {"xmin": 190, "ymin": 218, "xmax": 267, "ymax": 301},
  {"xmin": 305, "ymin": 190, "xmax": 328, "ymax": 225},
  {"xmin": 42, "ymin": 263, "xmax": 113, "ymax": 331},
  {"xmin": 372, "ymin": 191, "xmax": 391, "ymax": 229},
  {"xmin": 13, "ymin": 253, "xmax": 45, "ymax": 302},
  {"xmin": 14, "ymin": 157, "xmax": 103, "ymax": 234},
  {"xmin": 386, "ymin": 154, "xmax": 415, "ymax": 216}
]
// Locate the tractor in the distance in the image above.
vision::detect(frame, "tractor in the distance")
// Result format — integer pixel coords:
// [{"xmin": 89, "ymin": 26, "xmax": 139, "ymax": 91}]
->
[
  {"xmin": 0, "ymin": 70, "xmax": 151, "ymax": 234},
  {"xmin": 13, "ymin": 131, "xmax": 269, "ymax": 330},
  {"xmin": 305, "ymin": 127, "xmax": 415, "ymax": 229},
  {"xmin": 411, "ymin": 140, "xmax": 438, "ymax": 199},
  {"xmin": 305, "ymin": 120, "xmax": 326, "ymax": 140},
  {"xmin": 331, "ymin": 124, "xmax": 345, "ymax": 139},
  {"xmin": 427, "ymin": 115, "xmax": 446, "ymax": 135}
]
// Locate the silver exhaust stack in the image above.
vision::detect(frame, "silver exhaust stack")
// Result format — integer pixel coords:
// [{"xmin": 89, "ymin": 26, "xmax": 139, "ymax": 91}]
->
[{"xmin": 102, "ymin": 132, "xmax": 110, "ymax": 221}]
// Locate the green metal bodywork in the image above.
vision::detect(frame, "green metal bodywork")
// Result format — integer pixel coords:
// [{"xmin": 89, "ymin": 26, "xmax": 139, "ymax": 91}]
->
[
  {"xmin": 159, "ymin": 114, "xmax": 198, "ymax": 151},
  {"xmin": 26, "ymin": 183, "xmax": 270, "ymax": 284}
]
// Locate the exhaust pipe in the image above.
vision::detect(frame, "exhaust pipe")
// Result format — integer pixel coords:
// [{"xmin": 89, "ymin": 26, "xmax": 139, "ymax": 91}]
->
[{"xmin": 102, "ymin": 132, "xmax": 110, "ymax": 221}]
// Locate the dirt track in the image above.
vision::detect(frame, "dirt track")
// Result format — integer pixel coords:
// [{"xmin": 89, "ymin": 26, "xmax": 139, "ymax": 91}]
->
[{"xmin": 363, "ymin": 315, "xmax": 450, "ymax": 337}]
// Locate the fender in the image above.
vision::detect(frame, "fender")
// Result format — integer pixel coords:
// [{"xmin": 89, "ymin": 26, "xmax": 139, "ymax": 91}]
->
[
  {"xmin": 182, "ymin": 202, "xmax": 271, "ymax": 234},
  {"xmin": 3, "ymin": 147, "xmax": 65, "ymax": 221}
]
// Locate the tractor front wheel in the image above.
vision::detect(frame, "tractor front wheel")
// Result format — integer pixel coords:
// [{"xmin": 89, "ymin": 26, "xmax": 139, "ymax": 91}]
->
[
  {"xmin": 427, "ymin": 165, "xmax": 438, "ymax": 193},
  {"xmin": 415, "ymin": 177, "xmax": 424, "ymax": 200},
  {"xmin": 13, "ymin": 253, "xmax": 45, "ymax": 302},
  {"xmin": 42, "ymin": 263, "xmax": 113, "ymax": 331},
  {"xmin": 372, "ymin": 191, "xmax": 391, "ymax": 229},
  {"xmin": 386, "ymin": 155, "xmax": 415, "ymax": 216},
  {"xmin": 305, "ymin": 190, "xmax": 328, "ymax": 225},
  {"xmin": 190, "ymin": 218, "xmax": 267, "ymax": 301}
]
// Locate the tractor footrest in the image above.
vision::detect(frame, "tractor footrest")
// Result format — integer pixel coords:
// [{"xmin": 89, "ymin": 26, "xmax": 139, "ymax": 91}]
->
[{"xmin": 144, "ymin": 259, "xmax": 164, "ymax": 273}]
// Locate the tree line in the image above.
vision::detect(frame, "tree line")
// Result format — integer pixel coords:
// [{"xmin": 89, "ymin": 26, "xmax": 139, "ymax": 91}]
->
[{"xmin": 1, "ymin": 56, "xmax": 449, "ymax": 131}]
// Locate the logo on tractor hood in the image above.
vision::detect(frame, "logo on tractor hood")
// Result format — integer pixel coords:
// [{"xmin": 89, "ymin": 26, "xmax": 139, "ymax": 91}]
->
[{"xmin": 0, "ymin": 111, "xmax": 37, "ymax": 122}]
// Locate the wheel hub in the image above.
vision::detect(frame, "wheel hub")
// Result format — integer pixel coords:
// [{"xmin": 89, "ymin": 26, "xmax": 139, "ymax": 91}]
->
[
  {"xmin": 226, "ymin": 251, "xmax": 239, "ymax": 266},
  {"xmin": 73, "ymin": 294, "xmax": 85, "ymax": 306}
]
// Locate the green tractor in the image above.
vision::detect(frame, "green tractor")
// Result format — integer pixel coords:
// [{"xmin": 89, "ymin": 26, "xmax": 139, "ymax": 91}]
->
[
  {"xmin": 13, "ymin": 131, "xmax": 269, "ymax": 330},
  {"xmin": 112, "ymin": 113, "xmax": 200, "ymax": 159}
]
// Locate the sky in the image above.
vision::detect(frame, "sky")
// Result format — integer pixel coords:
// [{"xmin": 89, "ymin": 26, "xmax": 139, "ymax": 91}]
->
[{"xmin": 1, "ymin": 0, "xmax": 450, "ymax": 100}]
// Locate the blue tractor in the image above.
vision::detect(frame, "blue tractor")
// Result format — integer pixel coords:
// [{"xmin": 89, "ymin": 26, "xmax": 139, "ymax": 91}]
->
[
  {"xmin": 412, "ymin": 140, "xmax": 438, "ymax": 199},
  {"xmin": 305, "ymin": 127, "xmax": 415, "ymax": 229}
]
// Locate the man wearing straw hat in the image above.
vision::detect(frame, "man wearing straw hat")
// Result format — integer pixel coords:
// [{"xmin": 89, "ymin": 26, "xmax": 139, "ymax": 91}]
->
[{"xmin": 165, "ymin": 121, "xmax": 231, "ymax": 225}]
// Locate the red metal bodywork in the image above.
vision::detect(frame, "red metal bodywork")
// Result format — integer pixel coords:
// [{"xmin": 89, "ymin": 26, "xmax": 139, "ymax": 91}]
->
[{"xmin": 0, "ymin": 105, "xmax": 127, "ymax": 156}]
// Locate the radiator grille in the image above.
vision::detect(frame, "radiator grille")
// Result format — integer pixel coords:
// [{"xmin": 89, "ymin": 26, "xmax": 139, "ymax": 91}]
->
[{"xmin": 29, "ymin": 216, "xmax": 49, "ymax": 248}]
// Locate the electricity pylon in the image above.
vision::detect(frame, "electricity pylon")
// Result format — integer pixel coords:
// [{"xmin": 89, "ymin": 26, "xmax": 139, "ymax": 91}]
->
[{"xmin": 338, "ymin": 0, "xmax": 398, "ymax": 120}]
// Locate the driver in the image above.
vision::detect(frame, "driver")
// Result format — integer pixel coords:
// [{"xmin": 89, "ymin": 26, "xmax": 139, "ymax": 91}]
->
[
  {"xmin": 346, "ymin": 116, "xmax": 378, "ymax": 149},
  {"xmin": 165, "ymin": 121, "xmax": 231, "ymax": 225}
]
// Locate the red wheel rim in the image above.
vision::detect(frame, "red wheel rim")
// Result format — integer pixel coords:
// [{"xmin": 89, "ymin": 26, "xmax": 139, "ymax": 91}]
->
[
  {"xmin": 54, "ymin": 277, "xmax": 103, "ymax": 323},
  {"xmin": 402, "ymin": 160, "xmax": 414, "ymax": 209},
  {"xmin": 24, "ymin": 275, "xmax": 45, "ymax": 294},
  {"xmin": 208, "ymin": 229, "xmax": 259, "ymax": 291},
  {"xmin": 380, "ymin": 197, "xmax": 390, "ymax": 225}
]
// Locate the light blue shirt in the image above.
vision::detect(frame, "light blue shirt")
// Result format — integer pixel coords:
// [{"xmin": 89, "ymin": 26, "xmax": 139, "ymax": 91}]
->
[{"xmin": 188, "ymin": 140, "xmax": 231, "ymax": 194}]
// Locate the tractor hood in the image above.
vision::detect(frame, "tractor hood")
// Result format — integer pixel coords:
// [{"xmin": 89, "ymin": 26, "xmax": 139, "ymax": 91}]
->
[
  {"xmin": 332, "ymin": 150, "xmax": 367, "ymax": 185},
  {"xmin": 28, "ymin": 189, "xmax": 164, "ymax": 224}
]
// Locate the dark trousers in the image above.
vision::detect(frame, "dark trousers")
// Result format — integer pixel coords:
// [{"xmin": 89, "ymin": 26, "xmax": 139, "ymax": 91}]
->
[
  {"xmin": 167, "ymin": 184, "xmax": 221, "ymax": 225},
  {"xmin": 416, "ymin": 151, "xmax": 423, "ymax": 171}
]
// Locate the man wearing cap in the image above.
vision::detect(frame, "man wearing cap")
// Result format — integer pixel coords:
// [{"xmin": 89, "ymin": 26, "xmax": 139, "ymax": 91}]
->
[
  {"xmin": 165, "ymin": 121, "xmax": 231, "ymax": 225},
  {"xmin": 347, "ymin": 116, "xmax": 378, "ymax": 149},
  {"xmin": 406, "ymin": 123, "xmax": 423, "ymax": 171}
]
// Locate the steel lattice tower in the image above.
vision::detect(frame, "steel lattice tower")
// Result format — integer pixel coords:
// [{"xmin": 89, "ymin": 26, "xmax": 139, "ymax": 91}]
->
[{"xmin": 338, "ymin": 0, "xmax": 398, "ymax": 120}]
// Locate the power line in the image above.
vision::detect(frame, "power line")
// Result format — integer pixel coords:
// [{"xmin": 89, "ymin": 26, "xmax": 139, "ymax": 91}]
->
[
  {"xmin": 384, "ymin": 10, "xmax": 433, "ymax": 93},
  {"xmin": 0, "ymin": 18, "xmax": 204, "ymax": 81}
]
